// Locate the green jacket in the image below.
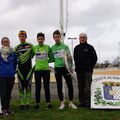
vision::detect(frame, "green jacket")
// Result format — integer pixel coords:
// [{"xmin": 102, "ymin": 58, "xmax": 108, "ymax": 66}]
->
[
  {"xmin": 51, "ymin": 42, "xmax": 72, "ymax": 68},
  {"xmin": 33, "ymin": 44, "xmax": 53, "ymax": 71}
]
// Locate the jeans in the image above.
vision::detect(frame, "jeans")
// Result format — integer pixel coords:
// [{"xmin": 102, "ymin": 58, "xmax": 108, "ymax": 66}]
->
[
  {"xmin": 0, "ymin": 77, "xmax": 15, "ymax": 110},
  {"xmin": 76, "ymin": 72, "xmax": 92, "ymax": 106},
  {"xmin": 55, "ymin": 67, "xmax": 73, "ymax": 101},
  {"xmin": 35, "ymin": 70, "xmax": 50, "ymax": 103}
]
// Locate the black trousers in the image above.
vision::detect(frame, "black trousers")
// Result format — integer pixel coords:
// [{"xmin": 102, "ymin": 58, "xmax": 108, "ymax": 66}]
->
[
  {"xmin": 76, "ymin": 72, "xmax": 92, "ymax": 106},
  {"xmin": 55, "ymin": 67, "xmax": 73, "ymax": 101},
  {"xmin": 35, "ymin": 70, "xmax": 50, "ymax": 103},
  {"xmin": 0, "ymin": 77, "xmax": 15, "ymax": 110}
]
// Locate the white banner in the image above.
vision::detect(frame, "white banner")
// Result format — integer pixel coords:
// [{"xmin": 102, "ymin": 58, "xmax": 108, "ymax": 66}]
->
[{"xmin": 91, "ymin": 75, "xmax": 120, "ymax": 109}]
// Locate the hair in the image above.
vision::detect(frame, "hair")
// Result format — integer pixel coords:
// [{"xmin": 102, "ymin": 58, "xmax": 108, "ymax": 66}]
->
[
  {"xmin": 1, "ymin": 37, "xmax": 9, "ymax": 45},
  {"xmin": 18, "ymin": 30, "xmax": 27, "ymax": 38},
  {"xmin": 79, "ymin": 33, "xmax": 87, "ymax": 38},
  {"xmin": 37, "ymin": 32, "xmax": 45, "ymax": 39},
  {"xmin": 53, "ymin": 30, "xmax": 61, "ymax": 37}
]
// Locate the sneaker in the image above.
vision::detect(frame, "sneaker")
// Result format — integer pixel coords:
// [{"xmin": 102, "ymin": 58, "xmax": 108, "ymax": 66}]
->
[
  {"xmin": 69, "ymin": 103, "xmax": 77, "ymax": 109},
  {"xmin": 7, "ymin": 109, "xmax": 14, "ymax": 114},
  {"xmin": 0, "ymin": 113, "xmax": 3, "ymax": 116},
  {"xmin": 19, "ymin": 105, "xmax": 25, "ymax": 110},
  {"xmin": 78, "ymin": 104, "xmax": 85, "ymax": 108},
  {"xmin": 2, "ymin": 109, "xmax": 9, "ymax": 116},
  {"xmin": 25, "ymin": 105, "xmax": 30, "ymax": 109},
  {"xmin": 59, "ymin": 104, "xmax": 65, "ymax": 110},
  {"xmin": 47, "ymin": 104, "xmax": 53, "ymax": 109},
  {"xmin": 34, "ymin": 104, "xmax": 40, "ymax": 110}
]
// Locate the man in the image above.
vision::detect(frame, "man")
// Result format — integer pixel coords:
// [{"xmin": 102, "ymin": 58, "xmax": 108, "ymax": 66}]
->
[
  {"xmin": 51, "ymin": 30, "xmax": 77, "ymax": 109},
  {"xmin": 15, "ymin": 30, "xmax": 34, "ymax": 110},
  {"xmin": 33, "ymin": 32, "xmax": 53, "ymax": 109},
  {"xmin": 74, "ymin": 33, "xmax": 97, "ymax": 108}
]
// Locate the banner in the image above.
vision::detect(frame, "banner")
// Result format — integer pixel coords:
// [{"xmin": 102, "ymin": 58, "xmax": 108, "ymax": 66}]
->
[{"xmin": 91, "ymin": 75, "xmax": 120, "ymax": 109}]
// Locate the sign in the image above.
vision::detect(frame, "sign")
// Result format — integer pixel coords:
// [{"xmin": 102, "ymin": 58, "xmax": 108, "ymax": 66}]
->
[{"xmin": 91, "ymin": 75, "xmax": 120, "ymax": 109}]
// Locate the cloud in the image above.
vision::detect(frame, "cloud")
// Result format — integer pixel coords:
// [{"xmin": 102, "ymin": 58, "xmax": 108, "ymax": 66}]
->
[
  {"xmin": 70, "ymin": 0, "xmax": 120, "ymax": 27},
  {"xmin": 0, "ymin": 0, "xmax": 120, "ymax": 62}
]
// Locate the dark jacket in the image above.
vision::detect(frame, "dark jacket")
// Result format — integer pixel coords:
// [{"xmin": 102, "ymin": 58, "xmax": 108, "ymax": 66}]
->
[
  {"xmin": 74, "ymin": 42, "xmax": 97, "ymax": 73},
  {"xmin": 0, "ymin": 52, "xmax": 17, "ymax": 77}
]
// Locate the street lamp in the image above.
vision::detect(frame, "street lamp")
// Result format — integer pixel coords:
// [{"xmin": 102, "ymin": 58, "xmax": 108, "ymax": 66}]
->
[{"xmin": 68, "ymin": 37, "xmax": 77, "ymax": 55}]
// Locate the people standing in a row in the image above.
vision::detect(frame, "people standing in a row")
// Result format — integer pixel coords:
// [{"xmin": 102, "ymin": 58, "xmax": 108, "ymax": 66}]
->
[
  {"xmin": 74, "ymin": 33, "xmax": 97, "ymax": 108},
  {"xmin": 51, "ymin": 30, "xmax": 77, "ymax": 109},
  {"xmin": 0, "ymin": 31, "xmax": 97, "ymax": 116},
  {"xmin": 0, "ymin": 37, "xmax": 17, "ymax": 115},
  {"xmin": 33, "ymin": 32, "xmax": 53, "ymax": 109},
  {"xmin": 15, "ymin": 30, "xmax": 34, "ymax": 110}
]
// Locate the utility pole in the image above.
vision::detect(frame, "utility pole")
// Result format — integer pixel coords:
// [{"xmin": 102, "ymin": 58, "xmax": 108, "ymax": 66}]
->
[
  {"xmin": 59, "ymin": 0, "xmax": 66, "ymax": 100},
  {"xmin": 59, "ymin": 0, "xmax": 65, "ymax": 43}
]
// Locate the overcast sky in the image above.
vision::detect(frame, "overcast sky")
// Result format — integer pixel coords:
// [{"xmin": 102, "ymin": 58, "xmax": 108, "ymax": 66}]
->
[{"xmin": 0, "ymin": 0, "xmax": 120, "ymax": 63}]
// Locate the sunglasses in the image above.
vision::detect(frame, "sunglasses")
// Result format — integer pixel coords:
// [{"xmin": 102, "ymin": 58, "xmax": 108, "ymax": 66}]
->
[{"xmin": 19, "ymin": 35, "xmax": 26, "ymax": 37}]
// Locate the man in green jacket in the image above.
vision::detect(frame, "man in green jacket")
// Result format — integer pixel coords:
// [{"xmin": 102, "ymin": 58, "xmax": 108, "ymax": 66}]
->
[
  {"xmin": 51, "ymin": 30, "xmax": 77, "ymax": 109},
  {"xmin": 33, "ymin": 32, "xmax": 53, "ymax": 109}
]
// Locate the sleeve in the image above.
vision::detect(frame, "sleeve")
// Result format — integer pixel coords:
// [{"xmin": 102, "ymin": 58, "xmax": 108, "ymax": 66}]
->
[
  {"xmin": 91, "ymin": 46, "xmax": 98, "ymax": 67},
  {"xmin": 73, "ymin": 46, "xmax": 77, "ymax": 63},
  {"xmin": 13, "ymin": 52, "xmax": 18, "ymax": 71},
  {"xmin": 30, "ymin": 44, "xmax": 35, "ymax": 59},
  {"xmin": 48, "ymin": 46, "xmax": 54, "ymax": 63}
]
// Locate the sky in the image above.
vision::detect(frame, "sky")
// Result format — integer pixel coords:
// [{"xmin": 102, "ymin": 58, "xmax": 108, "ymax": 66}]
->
[{"xmin": 0, "ymin": 0, "xmax": 120, "ymax": 63}]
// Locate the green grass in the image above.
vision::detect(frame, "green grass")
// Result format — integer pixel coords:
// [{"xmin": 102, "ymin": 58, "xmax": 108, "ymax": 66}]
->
[{"xmin": 1, "ymin": 100, "xmax": 120, "ymax": 120}]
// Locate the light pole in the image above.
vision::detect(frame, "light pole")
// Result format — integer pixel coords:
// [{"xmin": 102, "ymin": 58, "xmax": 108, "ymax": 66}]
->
[{"xmin": 68, "ymin": 37, "xmax": 77, "ymax": 55}]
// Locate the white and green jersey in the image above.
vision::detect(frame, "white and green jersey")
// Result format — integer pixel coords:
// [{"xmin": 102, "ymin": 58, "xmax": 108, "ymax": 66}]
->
[
  {"xmin": 33, "ymin": 44, "xmax": 53, "ymax": 71},
  {"xmin": 51, "ymin": 42, "xmax": 72, "ymax": 68}
]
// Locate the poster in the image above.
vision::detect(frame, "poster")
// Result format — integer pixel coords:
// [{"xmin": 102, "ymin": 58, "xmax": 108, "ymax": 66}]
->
[{"xmin": 91, "ymin": 75, "xmax": 120, "ymax": 109}]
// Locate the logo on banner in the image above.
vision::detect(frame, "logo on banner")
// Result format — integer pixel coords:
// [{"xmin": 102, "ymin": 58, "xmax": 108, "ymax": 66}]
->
[{"xmin": 91, "ymin": 75, "xmax": 120, "ymax": 109}]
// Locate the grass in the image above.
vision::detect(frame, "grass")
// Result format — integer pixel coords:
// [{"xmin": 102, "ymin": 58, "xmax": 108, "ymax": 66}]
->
[{"xmin": 1, "ymin": 100, "xmax": 120, "ymax": 120}]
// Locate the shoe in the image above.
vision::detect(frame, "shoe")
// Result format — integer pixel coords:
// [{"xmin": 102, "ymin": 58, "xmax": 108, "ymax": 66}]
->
[
  {"xmin": 78, "ymin": 103, "xmax": 86, "ymax": 107},
  {"xmin": 34, "ymin": 104, "xmax": 40, "ymax": 110},
  {"xmin": 7, "ymin": 109, "xmax": 14, "ymax": 114},
  {"xmin": 85, "ymin": 104, "xmax": 90, "ymax": 108},
  {"xmin": 26, "ymin": 105, "xmax": 30, "ymax": 109},
  {"xmin": 47, "ymin": 104, "xmax": 53, "ymax": 109},
  {"xmin": 0, "ymin": 113, "xmax": 3, "ymax": 116},
  {"xmin": 59, "ymin": 104, "xmax": 65, "ymax": 110},
  {"xmin": 19, "ymin": 105, "xmax": 25, "ymax": 110},
  {"xmin": 2, "ymin": 109, "xmax": 9, "ymax": 116},
  {"xmin": 69, "ymin": 103, "xmax": 77, "ymax": 109}
]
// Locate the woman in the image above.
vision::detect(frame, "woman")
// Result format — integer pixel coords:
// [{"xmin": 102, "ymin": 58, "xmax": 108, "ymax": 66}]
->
[{"xmin": 0, "ymin": 37, "xmax": 17, "ymax": 116}]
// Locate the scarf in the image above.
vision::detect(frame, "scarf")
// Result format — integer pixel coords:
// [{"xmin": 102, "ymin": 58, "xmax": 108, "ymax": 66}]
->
[{"xmin": 0, "ymin": 46, "xmax": 13, "ymax": 61}]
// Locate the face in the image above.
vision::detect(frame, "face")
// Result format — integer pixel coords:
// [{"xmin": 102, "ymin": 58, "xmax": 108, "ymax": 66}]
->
[
  {"xmin": 53, "ymin": 34, "xmax": 61, "ymax": 44},
  {"xmin": 79, "ymin": 33, "xmax": 87, "ymax": 43},
  {"xmin": 19, "ymin": 35, "xmax": 26, "ymax": 43},
  {"xmin": 37, "ymin": 36, "xmax": 45, "ymax": 45},
  {"xmin": 2, "ymin": 38, "xmax": 10, "ymax": 47}
]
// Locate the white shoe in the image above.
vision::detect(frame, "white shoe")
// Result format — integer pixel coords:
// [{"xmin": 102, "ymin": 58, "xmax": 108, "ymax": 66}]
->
[
  {"xmin": 69, "ymin": 103, "xmax": 77, "ymax": 109},
  {"xmin": 59, "ymin": 104, "xmax": 65, "ymax": 110}
]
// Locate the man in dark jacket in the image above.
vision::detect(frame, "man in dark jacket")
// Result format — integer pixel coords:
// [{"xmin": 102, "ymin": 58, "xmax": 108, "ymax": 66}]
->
[{"xmin": 74, "ymin": 33, "xmax": 97, "ymax": 108}]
